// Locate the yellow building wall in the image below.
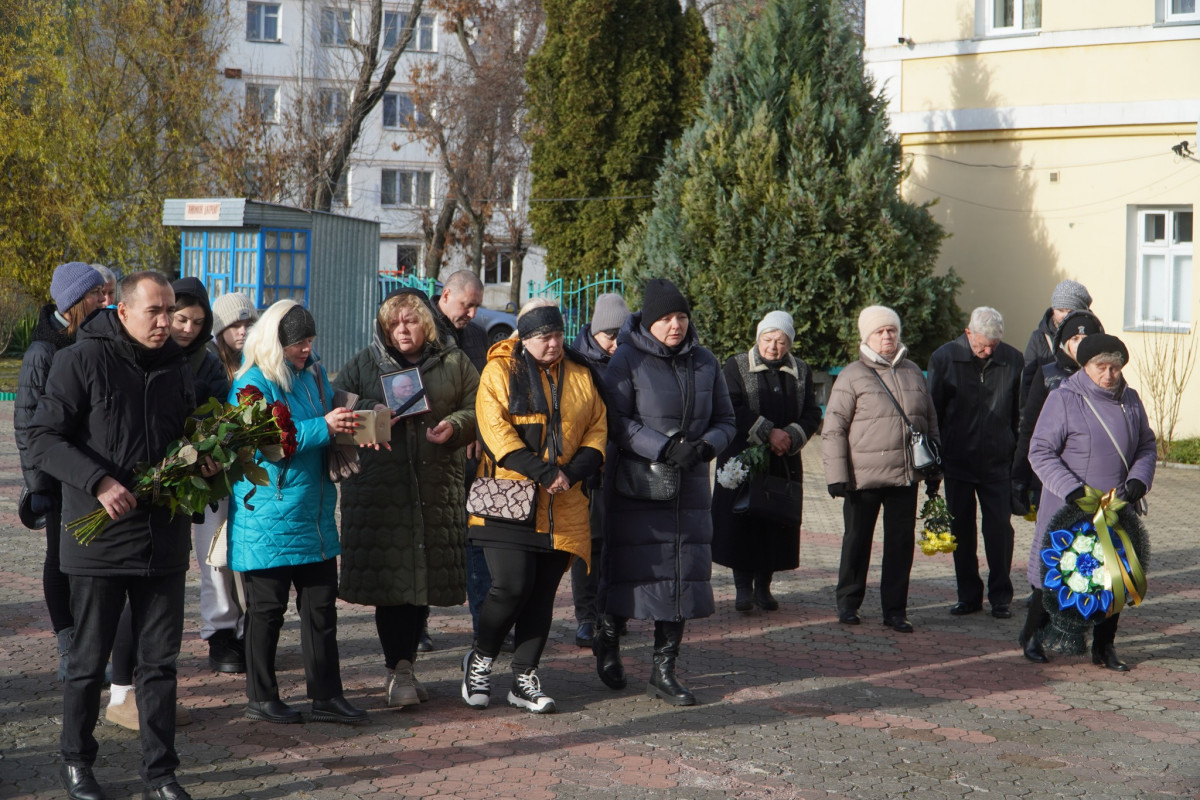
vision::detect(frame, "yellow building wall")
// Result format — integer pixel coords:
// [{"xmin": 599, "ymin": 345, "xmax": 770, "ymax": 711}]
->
[
  {"xmin": 1041, "ymin": 1, "xmax": 1148, "ymax": 30},
  {"xmin": 902, "ymin": 40, "xmax": 1200, "ymax": 111},
  {"xmin": 900, "ymin": 0, "xmax": 1150, "ymax": 42},
  {"xmin": 904, "ymin": 1, "xmax": 971, "ymax": 43},
  {"xmin": 902, "ymin": 127, "xmax": 1200, "ymax": 438}
]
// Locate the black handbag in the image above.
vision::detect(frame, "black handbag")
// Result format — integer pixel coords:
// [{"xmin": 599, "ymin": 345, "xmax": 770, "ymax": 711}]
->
[
  {"xmin": 732, "ymin": 462, "xmax": 803, "ymax": 525},
  {"xmin": 612, "ymin": 353, "xmax": 694, "ymax": 503},
  {"xmin": 613, "ymin": 456, "xmax": 681, "ymax": 502},
  {"xmin": 871, "ymin": 370, "xmax": 942, "ymax": 478}
]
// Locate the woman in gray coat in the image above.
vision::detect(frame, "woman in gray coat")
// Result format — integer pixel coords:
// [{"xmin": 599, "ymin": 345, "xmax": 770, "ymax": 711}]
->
[
  {"xmin": 822, "ymin": 305, "xmax": 939, "ymax": 632},
  {"xmin": 598, "ymin": 279, "xmax": 736, "ymax": 706}
]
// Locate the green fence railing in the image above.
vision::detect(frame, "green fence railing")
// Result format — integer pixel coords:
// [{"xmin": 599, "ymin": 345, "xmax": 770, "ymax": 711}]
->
[
  {"xmin": 527, "ymin": 269, "xmax": 625, "ymax": 343},
  {"xmin": 378, "ymin": 270, "xmax": 438, "ymax": 302}
]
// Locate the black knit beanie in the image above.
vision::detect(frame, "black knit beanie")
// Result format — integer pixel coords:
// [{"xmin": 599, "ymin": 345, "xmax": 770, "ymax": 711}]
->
[
  {"xmin": 278, "ymin": 305, "xmax": 317, "ymax": 347},
  {"xmin": 1075, "ymin": 333, "xmax": 1128, "ymax": 368},
  {"xmin": 640, "ymin": 278, "xmax": 689, "ymax": 331},
  {"xmin": 517, "ymin": 305, "xmax": 564, "ymax": 340}
]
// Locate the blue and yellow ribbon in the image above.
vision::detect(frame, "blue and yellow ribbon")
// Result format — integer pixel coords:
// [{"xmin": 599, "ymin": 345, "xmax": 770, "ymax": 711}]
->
[{"xmin": 1075, "ymin": 486, "xmax": 1146, "ymax": 615}]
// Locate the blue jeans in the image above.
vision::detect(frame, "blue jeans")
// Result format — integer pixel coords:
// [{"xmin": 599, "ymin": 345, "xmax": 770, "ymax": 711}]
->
[{"xmin": 465, "ymin": 542, "xmax": 491, "ymax": 638}]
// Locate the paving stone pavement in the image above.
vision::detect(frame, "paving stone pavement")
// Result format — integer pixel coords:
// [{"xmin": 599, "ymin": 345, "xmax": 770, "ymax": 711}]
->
[{"xmin": 1, "ymin": 400, "xmax": 1198, "ymax": 799}]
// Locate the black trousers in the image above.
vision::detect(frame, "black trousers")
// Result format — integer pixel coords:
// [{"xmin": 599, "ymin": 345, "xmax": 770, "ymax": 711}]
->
[
  {"xmin": 570, "ymin": 493, "xmax": 605, "ymax": 624},
  {"xmin": 62, "ymin": 571, "xmax": 185, "ymax": 788},
  {"xmin": 43, "ymin": 510, "xmax": 74, "ymax": 633},
  {"xmin": 242, "ymin": 558, "xmax": 343, "ymax": 703},
  {"xmin": 837, "ymin": 484, "xmax": 918, "ymax": 619},
  {"xmin": 946, "ymin": 476, "xmax": 1015, "ymax": 608},
  {"xmin": 375, "ymin": 604, "xmax": 427, "ymax": 669},
  {"xmin": 476, "ymin": 548, "xmax": 570, "ymax": 672}
]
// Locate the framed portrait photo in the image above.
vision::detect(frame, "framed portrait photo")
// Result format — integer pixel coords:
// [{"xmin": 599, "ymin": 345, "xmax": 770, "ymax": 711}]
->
[{"xmin": 380, "ymin": 367, "xmax": 430, "ymax": 418}]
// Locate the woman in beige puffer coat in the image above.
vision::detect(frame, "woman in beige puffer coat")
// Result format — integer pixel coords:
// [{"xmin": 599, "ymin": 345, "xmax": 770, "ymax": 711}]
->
[{"xmin": 822, "ymin": 306, "xmax": 940, "ymax": 632}]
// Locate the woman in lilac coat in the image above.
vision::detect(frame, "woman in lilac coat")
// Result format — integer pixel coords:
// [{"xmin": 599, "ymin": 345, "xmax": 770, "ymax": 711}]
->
[{"xmin": 1027, "ymin": 334, "xmax": 1156, "ymax": 671}]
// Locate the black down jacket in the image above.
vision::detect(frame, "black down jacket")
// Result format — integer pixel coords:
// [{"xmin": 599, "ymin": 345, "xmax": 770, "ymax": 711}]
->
[
  {"xmin": 27, "ymin": 310, "xmax": 195, "ymax": 576},
  {"xmin": 14, "ymin": 303, "xmax": 77, "ymax": 495},
  {"xmin": 601, "ymin": 313, "xmax": 736, "ymax": 622},
  {"xmin": 927, "ymin": 333, "xmax": 1023, "ymax": 483}
]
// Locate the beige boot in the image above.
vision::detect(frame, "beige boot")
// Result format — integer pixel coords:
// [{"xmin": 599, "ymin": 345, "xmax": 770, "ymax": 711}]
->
[
  {"xmin": 105, "ymin": 689, "xmax": 139, "ymax": 730},
  {"xmin": 386, "ymin": 660, "xmax": 420, "ymax": 707},
  {"xmin": 105, "ymin": 688, "xmax": 192, "ymax": 730}
]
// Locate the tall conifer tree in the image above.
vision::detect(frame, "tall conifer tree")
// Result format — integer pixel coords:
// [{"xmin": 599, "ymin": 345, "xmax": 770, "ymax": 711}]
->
[
  {"xmin": 526, "ymin": 0, "xmax": 710, "ymax": 282},
  {"xmin": 620, "ymin": 0, "xmax": 960, "ymax": 366}
]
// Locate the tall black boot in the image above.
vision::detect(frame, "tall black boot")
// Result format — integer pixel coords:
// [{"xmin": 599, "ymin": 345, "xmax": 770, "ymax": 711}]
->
[
  {"xmin": 754, "ymin": 572, "xmax": 778, "ymax": 611},
  {"xmin": 647, "ymin": 620, "xmax": 694, "ymax": 706},
  {"xmin": 732, "ymin": 570, "xmax": 754, "ymax": 613},
  {"xmin": 593, "ymin": 615, "xmax": 626, "ymax": 689},
  {"xmin": 1018, "ymin": 588, "xmax": 1049, "ymax": 663}
]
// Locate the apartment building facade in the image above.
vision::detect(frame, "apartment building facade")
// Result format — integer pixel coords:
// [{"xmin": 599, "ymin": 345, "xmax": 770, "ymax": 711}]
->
[{"xmin": 223, "ymin": 1, "xmax": 543, "ymax": 309}]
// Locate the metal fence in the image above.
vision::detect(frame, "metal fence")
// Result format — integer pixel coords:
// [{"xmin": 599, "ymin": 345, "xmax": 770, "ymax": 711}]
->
[
  {"xmin": 526, "ymin": 269, "xmax": 625, "ymax": 342},
  {"xmin": 378, "ymin": 270, "xmax": 438, "ymax": 303}
]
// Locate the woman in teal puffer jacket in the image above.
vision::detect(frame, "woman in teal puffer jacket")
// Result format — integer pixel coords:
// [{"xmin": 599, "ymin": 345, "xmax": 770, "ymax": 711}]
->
[{"xmin": 227, "ymin": 300, "xmax": 366, "ymax": 726}]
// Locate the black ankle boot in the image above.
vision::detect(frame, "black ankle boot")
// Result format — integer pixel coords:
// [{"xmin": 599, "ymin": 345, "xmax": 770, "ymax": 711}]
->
[
  {"xmin": 593, "ymin": 615, "xmax": 626, "ymax": 689},
  {"xmin": 732, "ymin": 570, "xmax": 754, "ymax": 613},
  {"xmin": 647, "ymin": 620, "xmax": 695, "ymax": 706},
  {"xmin": 1092, "ymin": 643, "xmax": 1129, "ymax": 671},
  {"xmin": 754, "ymin": 572, "xmax": 778, "ymax": 611}
]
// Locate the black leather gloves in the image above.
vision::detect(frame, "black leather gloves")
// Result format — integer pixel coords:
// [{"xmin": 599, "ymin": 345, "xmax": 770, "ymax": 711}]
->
[
  {"xmin": 827, "ymin": 482, "xmax": 849, "ymax": 499},
  {"xmin": 1010, "ymin": 482, "xmax": 1031, "ymax": 516},
  {"xmin": 1065, "ymin": 487, "xmax": 1086, "ymax": 505},
  {"xmin": 663, "ymin": 439, "xmax": 702, "ymax": 471},
  {"xmin": 1119, "ymin": 478, "xmax": 1147, "ymax": 503}
]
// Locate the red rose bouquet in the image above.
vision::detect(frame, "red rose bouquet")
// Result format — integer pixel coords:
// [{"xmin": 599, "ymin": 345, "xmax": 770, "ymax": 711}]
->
[{"xmin": 68, "ymin": 386, "xmax": 298, "ymax": 545}]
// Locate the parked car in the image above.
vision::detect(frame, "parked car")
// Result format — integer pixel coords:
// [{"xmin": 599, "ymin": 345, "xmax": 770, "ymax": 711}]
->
[{"xmin": 472, "ymin": 306, "xmax": 517, "ymax": 344}]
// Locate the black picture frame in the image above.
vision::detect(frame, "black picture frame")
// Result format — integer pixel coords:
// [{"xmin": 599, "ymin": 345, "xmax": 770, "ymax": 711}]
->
[{"xmin": 380, "ymin": 367, "xmax": 429, "ymax": 417}]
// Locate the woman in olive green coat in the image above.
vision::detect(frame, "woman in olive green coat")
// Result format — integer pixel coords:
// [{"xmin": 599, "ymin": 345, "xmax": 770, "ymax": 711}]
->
[{"xmin": 334, "ymin": 289, "xmax": 479, "ymax": 708}]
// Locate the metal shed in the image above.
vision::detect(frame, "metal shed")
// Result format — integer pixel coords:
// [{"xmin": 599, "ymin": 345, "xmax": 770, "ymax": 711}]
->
[{"xmin": 162, "ymin": 198, "xmax": 380, "ymax": 374}]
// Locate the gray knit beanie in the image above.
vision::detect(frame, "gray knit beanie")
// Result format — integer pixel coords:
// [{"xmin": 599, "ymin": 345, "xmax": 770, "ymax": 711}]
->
[
  {"xmin": 1049, "ymin": 279, "xmax": 1092, "ymax": 311},
  {"xmin": 51, "ymin": 261, "xmax": 105, "ymax": 313},
  {"xmin": 590, "ymin": 293, "xmax": 630, "ymax": 334},
  {"xmin": 756, "ymin": 310, "xmax": 795, "ymax": 343},
  {"xmin": 212, "ymin": 292, "xmax": 258, "ymax": 337}
]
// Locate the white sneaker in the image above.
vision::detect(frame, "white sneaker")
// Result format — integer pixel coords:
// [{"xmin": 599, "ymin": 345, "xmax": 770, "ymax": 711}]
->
[
  {"xmin": 461, "ymin": 650, "xmax": 493, "ymax": 709},
  {"xmin": 386, "ymin": 661, "xmax": 420, "ymax": 708},
  {"xmin": 507, "ymin": 669, "xmax": 556, "ymax": 714}
]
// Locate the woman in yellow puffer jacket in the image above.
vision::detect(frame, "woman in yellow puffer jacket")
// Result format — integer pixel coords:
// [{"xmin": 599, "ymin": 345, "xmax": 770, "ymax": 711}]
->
[{"xmin": 462, "ymin": 300, "xmax": 607, "ymax": 714}]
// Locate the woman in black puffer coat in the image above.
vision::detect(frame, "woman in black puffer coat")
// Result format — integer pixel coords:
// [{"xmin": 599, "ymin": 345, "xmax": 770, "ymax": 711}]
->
[
  {"xmin": 14, "ymin": 262, "xmax": 108, "ymax": 679},
  {"xmin": 598, "ymin": 279, "xmax": 735, "ymax": 706}
]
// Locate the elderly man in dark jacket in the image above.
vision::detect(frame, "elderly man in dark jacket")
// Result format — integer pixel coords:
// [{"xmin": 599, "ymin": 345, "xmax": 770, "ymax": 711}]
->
[
  {"xmin": 433, "ymin": 270, "xmax": 490, "ymax": 649},
  {"xmin": 29, "ymin": 271, "xmax": 203, "ymax": 800},
  {"xmin": 928, "ymin": 306, "xmax": 1023, "ymax": 620}
]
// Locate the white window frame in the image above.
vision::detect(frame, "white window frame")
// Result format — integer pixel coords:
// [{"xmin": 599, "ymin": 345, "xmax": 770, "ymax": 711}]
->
[
  {"xmin": 320, "ymin": 6, "xmax": 352, "ymax": 46},
  {"xmin": 1131, "ymin": 207, "xmax": 1193, "ymax": 330},
  {"xmin": 382, "ymin": 91, "xmax": 426, "ymax": 129},
  {"xmin": 484, "ymin": 250, "xmax": 513, "ymax": 285},
  {"xmin": 245, "ymin": 83, "xmax": 280, "ymax": 124},
  {"xmin": 979, "ymin": 0, "xmax": 1041, "ymax": 37},
  {"xmin": 247, "ymin": 2, "xmax": 281, "ymax": 42},
  {"xmin": 396, "ymin": 243, "xmax": 423, "ymax": 272},
  {"xmin": 1161, "ymin": 0, "xmax": 1200, "ymax": 24},
  {"xmin": 383, "ymin": 10, "xmax": 436, "ymax": 51},
  {"xmin": 381, "ymin": 169, "xmax": 434, "ymax": 207},
  {"xmin": 319, "ymin": 87, "xmax": 349, "ymax": 126}
]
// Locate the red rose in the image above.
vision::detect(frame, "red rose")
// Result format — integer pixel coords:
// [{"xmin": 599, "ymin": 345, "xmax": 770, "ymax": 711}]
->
[
  {"xmin": 237, "ymin": 385, "xmax": 265, "ymax": 405},
  {"xmin": 270, "ymin": 401, "xmax": 298, "ymax": 457}
]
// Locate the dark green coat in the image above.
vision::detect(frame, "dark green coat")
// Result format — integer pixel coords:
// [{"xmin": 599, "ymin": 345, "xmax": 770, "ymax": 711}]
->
[{"xmin": 334, "ymin": 327, "xmax": 479, "ymax": 607}]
